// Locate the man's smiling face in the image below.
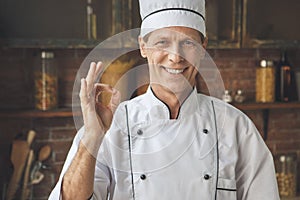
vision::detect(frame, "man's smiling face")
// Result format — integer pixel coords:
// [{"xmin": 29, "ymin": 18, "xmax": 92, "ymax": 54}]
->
[{"xmin": 139, "ymin": 26, "xmax": 207, "ymax": 96}]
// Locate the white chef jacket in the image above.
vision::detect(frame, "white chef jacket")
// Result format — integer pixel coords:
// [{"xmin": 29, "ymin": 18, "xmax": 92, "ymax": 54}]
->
[{"xmin": 49, "ymin": 88, "xmax": 280, "ymax": 200}]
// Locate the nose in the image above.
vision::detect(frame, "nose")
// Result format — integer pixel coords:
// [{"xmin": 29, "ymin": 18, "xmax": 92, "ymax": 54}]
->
[{"xmin": 168, "ymin": 45, "xmax": 184, "ymax": 63}]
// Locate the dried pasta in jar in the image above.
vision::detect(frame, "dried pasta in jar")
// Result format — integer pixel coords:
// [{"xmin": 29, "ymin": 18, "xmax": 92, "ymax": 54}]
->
[
  {"xmin": 256, "ymin": 60, "xmax": 275, "ymax": 102},
  {"xmin": 34, "ymin": 51, "xmax": 58, "ymax": 110},
  {"xmin": 275, "ymin": 153, "xmax": 297, "ymax": 198}
]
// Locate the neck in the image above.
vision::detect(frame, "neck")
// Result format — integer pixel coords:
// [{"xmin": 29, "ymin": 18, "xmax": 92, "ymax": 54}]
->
[{"xmin": 150, "ymin": 85, "xmax": 193, "ymax": 119}]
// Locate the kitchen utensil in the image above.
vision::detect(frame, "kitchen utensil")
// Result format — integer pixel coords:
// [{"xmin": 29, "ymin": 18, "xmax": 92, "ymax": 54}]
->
[
  {"xmin": 21, "ymin": 150, "xmax": 34, "ymax": 200},
  {"xmin": 30, "ymin": 145, "xmax": 51, "ymax": 185},
  {"xmin": 38, "ymin": 145, "xmax": 51, "ymax": 162},
  {"xmin": 31, "ymin": 171, "xmax": 44, "ymax": 185},
  {"xmin": 6, "ymin": 140, "xmax": 30, "ymax": 200},
  {"xmin": 20, "ymin": 130, "xmax": 36, "ymax": 200},
  {"xmin": 26, "ymin": 130, "xmax": 36, "ymax": 146}
]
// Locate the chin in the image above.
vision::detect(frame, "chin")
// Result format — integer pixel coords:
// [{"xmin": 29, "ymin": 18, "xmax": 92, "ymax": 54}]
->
[{"xmin": 163, "ymin": 82, "xmax": 193, "ymax": 95}]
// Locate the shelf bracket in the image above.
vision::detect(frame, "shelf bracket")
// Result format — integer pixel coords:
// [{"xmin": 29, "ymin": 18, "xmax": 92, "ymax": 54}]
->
[{"xmin": 262, "ymin": 109, "xmax": 269, "ymax": 140}]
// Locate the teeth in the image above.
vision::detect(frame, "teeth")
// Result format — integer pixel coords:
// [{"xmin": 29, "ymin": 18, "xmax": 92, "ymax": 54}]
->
[{"xmin": 165, "ymin": 68, "xmax": 184, "ymax": 74}]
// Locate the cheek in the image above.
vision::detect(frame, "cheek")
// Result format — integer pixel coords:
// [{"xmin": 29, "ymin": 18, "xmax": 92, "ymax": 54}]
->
[
  {"xmin": 147, "ymin": 50, "xmax": 167, "ymax": 64},
  {"xmin": 185, "ymin": 55, "xmax": 201, "ymax": 69}
]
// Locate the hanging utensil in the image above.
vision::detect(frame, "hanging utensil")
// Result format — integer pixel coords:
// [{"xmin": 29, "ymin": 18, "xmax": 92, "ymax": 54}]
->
[
  {"xmin": 20, "ymin": 130, "xmax": 36, "ymax": 200},
  {"xmin": 30, "ymin": 145, "xmax": 51, "ymax": 185},
  {"xmin": 6, "ymin": 140, "xmax": 30, "ymax": 200}
]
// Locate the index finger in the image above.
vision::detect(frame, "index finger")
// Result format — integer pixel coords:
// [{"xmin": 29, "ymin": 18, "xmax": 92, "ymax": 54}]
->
[
  {"xmin": 86, "ymin": 62, "xmax": 103, "ymax": 91},
  {"xmin": 95, "ymin": 62, "xmax": 103, "ymax": 78}
]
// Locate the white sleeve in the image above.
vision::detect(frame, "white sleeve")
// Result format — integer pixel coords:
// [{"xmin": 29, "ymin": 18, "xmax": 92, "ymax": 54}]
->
[
  {"xmin": 48, "ymin": 127, "xmax": 111, "ymax": 200},
  {"xmin": 92, "ymin": 159, "xmax": 112, "ymax": 200},
  {"xmin": 236, "ymin": 118, "xmax": 280, "ymax": 200}
]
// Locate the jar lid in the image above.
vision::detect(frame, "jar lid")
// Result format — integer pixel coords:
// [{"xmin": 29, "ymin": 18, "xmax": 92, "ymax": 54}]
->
[
  {"xmin": 260, "ymin": 60, "xmax": 274, "ymax": 67},
  {"xmin": 224, "ymin": 90, "xmax": 230, "ymax": 94},
  {"xmin": 278, "ymin": 153, "xmax": 297, "ymax": 162},
  {"xmin": 41, "ymin": 51, "xmax": 54, "ymax": 59}
]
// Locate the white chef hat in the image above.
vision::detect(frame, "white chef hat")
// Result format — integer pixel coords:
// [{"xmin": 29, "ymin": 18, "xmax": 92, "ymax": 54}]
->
[{"xmin": 139, "ymin": 0, "xmax": 206, "ymax": 37}]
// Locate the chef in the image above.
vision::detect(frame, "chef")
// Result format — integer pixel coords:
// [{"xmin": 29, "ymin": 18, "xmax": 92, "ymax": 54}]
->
[{"xmin": 49, "ymin": 0, "xmax": 280, "ymax": 199}]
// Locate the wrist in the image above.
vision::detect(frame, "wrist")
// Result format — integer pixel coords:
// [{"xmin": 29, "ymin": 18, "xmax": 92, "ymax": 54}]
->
[{"xmin": 80, "ymin": 130, "xmax": 104, "ymax": 157}]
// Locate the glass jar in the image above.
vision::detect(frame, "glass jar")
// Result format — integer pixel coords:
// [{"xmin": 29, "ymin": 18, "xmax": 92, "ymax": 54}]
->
[
  {"xmin": 221, "ymin": 90, "xmax": 233, "ymax": 103},
  {"xmin": 34, "ymin": 51, "xmax": 58, "ymax": 110},
  {"xmin": 256, "ymin": 60, "xmax": 275, "ymax": 102},
  {"xmin": 234, "ymin": 89, "xmax": 246, "ymax": 103},
  {"xmin": 275, "ymin": 153, "xmax": 297, "ymax": 198}
]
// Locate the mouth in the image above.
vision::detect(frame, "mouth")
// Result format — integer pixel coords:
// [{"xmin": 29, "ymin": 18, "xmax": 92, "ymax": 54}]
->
[{"xmin": 162, "ymin": 66, "xmax": 186, "ymax": 75}]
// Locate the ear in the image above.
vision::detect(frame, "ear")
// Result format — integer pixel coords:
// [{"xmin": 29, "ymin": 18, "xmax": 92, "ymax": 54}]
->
[
  {"xmin": 138, "ymin": 36, "xmax": 147, "ymax": 58},
  {"xmin": 199, "ymin": 37, "xmax": 208, "ymax": 59},
  {"xmin": 202, "ymin": 37, "xmax": 208, "ymax": 49}
]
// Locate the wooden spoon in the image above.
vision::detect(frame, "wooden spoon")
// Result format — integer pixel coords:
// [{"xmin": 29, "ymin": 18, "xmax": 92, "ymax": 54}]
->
[
  {"xmin": 38, "ymin": 145, "xmax": 51, "ymax": 162},
  {"xmin": 6, "ymin": 140, "xmax": 30, "ymax": 200}
]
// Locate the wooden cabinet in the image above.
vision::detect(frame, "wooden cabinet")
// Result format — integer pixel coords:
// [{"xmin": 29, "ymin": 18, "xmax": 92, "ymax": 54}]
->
[
  {"xmin": 0, "ymin": 1, "xmax": 300, "ymax": 117},
  {"xmin": 0, "ymin": 0, "xmax": 242, "ymax": 49},
  {"xmin": 0, "ymin": 0, "xmax": 299, "ymax": 105},
  {"xmin": 0, "ymin": 0, "xmax": 140, "ymax": 48},
  {"xmin": 242, "ymin": 0, "xmax": 300, "ymax": 48},
  {"xmin": 206, "ymin": 0, "xmax": 241, "ymax": 48},
  {"xmin": 1, "ymin": 0, "xmax": 300, "ymax": 49},
  {"xmin": 206, "ymin": 0, "xmax": 300, "ymax": 48}
]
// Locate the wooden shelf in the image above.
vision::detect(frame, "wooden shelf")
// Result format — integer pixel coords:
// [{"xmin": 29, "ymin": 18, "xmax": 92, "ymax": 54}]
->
[
  {"xmin": 0, "ymin": 39, "xmax": 102, "ymax": 49},
  {"xmin": 1, "ymin": 102, "xmax": 300, "ymax": 119},
  {"xmin": 232, "ymin": 101, "xmax": 300, "ymax": 110},
  {"xmin": 0, "ymin": 108, "xmax": 81, "ymax": 118},
  {"xmin": 281, "ymin": 196, "xmax": 300, "ymax": 200},
  {"xmin": 232, "ymin": 101, "xmax": 300, "ymax": 140},
  {"xmin": 1, "ymin": 102, "xmax": 299, "ymax": 140}
]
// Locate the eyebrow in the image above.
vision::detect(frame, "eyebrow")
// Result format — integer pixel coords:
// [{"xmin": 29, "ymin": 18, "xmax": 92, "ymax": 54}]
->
[
  {"xmin": 148, "ymin": 35, "xmax": 170, "ymax": 44},
  {"xmin": 152, "ymin": 35, "xmax": 200, "ymax": 44}
]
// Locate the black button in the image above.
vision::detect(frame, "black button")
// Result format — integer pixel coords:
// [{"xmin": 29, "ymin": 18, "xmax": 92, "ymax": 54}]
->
[
  {"xmin": 203, "ymin": 129, "xmax": 208, "ymax": 134},
  {"xmin": 137, "ymin": 129, "xmax": 143, "ymax": 135},
  {"xmin": 204, "ymin": 174, "xmax": 210, "ymax": 180},
  {"xmin": 140, "ymin": 174, "xmax": 146, "ymax": 180}
]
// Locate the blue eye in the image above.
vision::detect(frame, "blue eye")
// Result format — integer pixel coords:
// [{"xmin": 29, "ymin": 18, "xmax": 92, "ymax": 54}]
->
[
  {"xmin": 182, "ymin": 40, "xmax": 196, "ymax": 47},
  {"xmin": 155, "ymin": 40, "xmax": 167, "ymax": 45}
]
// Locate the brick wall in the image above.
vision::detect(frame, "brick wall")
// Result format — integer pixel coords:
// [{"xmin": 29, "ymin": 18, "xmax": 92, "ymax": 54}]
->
[{"xmin": 0, "ymin": 47, "xmax": 300, "ymax": 199}]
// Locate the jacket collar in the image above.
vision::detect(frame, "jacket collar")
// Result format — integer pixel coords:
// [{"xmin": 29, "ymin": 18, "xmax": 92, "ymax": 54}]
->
[{"xmin": 143, "ymin": 86, "xmax": 199, "ymax": 120}]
